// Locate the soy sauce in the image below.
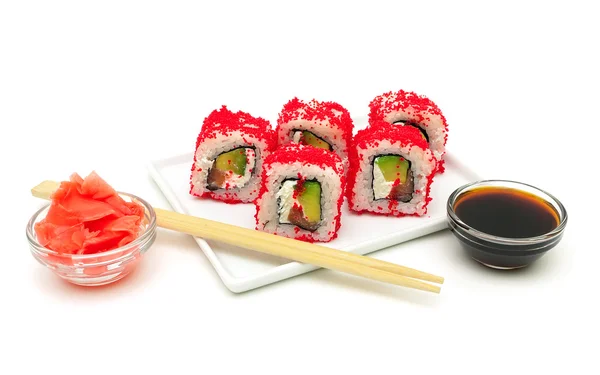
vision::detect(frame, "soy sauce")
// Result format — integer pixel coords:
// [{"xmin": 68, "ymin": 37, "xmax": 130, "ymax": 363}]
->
[{"xmin": 454, "ymin": 187, "xmax": 559, "ymax": 238}]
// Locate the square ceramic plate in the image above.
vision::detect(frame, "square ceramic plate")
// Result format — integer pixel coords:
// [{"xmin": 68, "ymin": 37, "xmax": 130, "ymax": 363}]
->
[{"xmin": 147, "ymin": 116, "xmax": 481, "ymax": 293}]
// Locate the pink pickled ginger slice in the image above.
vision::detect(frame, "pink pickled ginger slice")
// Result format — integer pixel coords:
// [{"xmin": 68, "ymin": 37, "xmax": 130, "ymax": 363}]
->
[{"xmin": 34, "ymin": 171, "xmax": 145, "ymax": 255}]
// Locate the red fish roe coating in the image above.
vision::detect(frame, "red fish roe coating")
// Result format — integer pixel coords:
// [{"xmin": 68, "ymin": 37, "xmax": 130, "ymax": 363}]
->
[
  {"xmin": 278, "ymin": 98, "xmax": 353, "ymax": 134},
  {"xmin": 355, "ymin": 120, "xmax": 430, "ymax": 152},
  {"xmin": 262, "ymin": 143, "xmax": 345, "ymax": 176},
  {"xmin": 435, "ymin": 157, "xmax": 446, "ymax": 174},
  {"xmin": 277, "ymin": 97, "xmax": 353, "ymax": 148},
  {"xmin": 368, "ymin": 90, "xmax": 448, "ymax": 131},
  {"xmin": 194, "ymin": 105, "xmax": 275, "ymax": 157},
  {"xmin": 254, "ymin": 143, "xmax": 345, "ymax": 243}
]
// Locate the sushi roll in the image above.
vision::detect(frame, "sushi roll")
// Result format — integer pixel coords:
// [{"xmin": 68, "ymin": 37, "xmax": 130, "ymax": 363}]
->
[
  {"xmin": 347, "ymin": 121, "xmax": 437, "ymax": 217},
  {"xmin": 368, "ymin": 89, "xmax": 448, "ymax": 172},
  {"xmin": 190, "ymin": 105, "xmax": 276, "ymax": 203},
  {"xmin": 254, "ymin": 143, "xmax": 345, "ymax": 243},
  {"xmin": 275, "ymin": 97, "xmax": 353, "ymax": 173}
]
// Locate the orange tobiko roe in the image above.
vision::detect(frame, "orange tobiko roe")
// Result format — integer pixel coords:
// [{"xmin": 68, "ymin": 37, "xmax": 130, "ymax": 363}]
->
[{"xmin": 34, "ymin": 171, "xmax": 145, "ymax": 255}]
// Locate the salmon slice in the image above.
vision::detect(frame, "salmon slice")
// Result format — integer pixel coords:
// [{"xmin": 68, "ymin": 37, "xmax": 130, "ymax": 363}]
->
[{"xmin": 388, "ymin": 170, "xmax": 415, "ymax": 202}]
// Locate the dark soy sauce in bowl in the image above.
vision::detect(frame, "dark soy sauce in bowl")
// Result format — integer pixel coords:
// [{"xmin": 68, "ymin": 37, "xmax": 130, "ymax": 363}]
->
[
  {"xmin": 454, "ymin": 187, "xmax": 560, "ymax": 239},
  {"xmin": 447, "ymin": 180, "xmax": 567, "ymax": 269}
]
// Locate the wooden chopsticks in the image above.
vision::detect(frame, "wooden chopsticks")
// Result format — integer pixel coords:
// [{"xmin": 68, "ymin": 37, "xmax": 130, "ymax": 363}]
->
[{"xmin": 31, "ymin": 180, "xmax": 444, "ymax": 294}]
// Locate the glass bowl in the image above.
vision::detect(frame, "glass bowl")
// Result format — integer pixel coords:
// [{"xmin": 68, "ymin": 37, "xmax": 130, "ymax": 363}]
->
[
  {"xmin": 26, "ymin": 192, "xmax": 157, "ymax": 286},
  {"xmin": 446, "ymin": 180, "xmax": 568, "ymax": 269}
]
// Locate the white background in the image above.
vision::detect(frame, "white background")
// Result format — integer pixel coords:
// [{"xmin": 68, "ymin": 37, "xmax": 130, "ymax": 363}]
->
[{"xmin": 1, "ymin": 1, "xmax": 598, "ymax": 374}]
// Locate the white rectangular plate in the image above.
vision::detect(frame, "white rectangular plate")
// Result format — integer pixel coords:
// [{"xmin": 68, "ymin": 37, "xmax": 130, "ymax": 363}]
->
[{"xmin": 147, "ymin": 117, "xmax": 481, "ymax": 293}]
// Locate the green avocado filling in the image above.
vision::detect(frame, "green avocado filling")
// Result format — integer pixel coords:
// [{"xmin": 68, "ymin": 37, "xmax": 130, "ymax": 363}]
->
[
  {"xmin": 374, "ymin": 155, "xmax": 410, "ymax": 183},
  {"xmin": 207, "ymin": 147, "xmax": 252, "ymax": 191},
  {"xmin": 277, "ymin": 179, "xmax": 322, "ymax": 231},
  {"xmin": 294, "ymin": 130, "xmax": 332, "ymax": 151},
  {"xmin": 297, "ymin": 181, "xmax": 321, "ymax": 224},
  {"xmin": 215, "ymin": 148, "xmax": 247, "ymax": 175},
  {"xmin": 373, "ymin": 155, "xmax": 414, "ymax": 202}
]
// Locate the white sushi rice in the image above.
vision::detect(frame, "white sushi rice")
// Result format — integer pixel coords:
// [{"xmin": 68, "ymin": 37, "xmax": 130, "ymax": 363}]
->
[
  {"xmin": 349, "ymin": 140, "xmax": 436, "ymax": 216},
  {"xmin": 255, "ymin": 161, "xmax": 344, "ymax": 242},
  {"xmin": 190, "ymin": 130, "xmax": 270, "ymax": 203}
]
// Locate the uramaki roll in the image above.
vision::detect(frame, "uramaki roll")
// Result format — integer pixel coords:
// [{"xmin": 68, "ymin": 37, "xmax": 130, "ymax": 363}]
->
[
  {"xmin": 275, "ymin": 97, "xmax": 354, "ymax": 174},
  {"xmin": 254, "ymin": 143, "xmax": 345, "ymax": 243},
  {"xmin": 347, "ymin": 121, "xmax": 437, "ymax": 217},
  {"xmin": 189, "ymin": 106, "xmax": 276, "ymax": 203},
  {"xmin": 368, "ymin": 89, "xmax": 448, "ymax": 173}
]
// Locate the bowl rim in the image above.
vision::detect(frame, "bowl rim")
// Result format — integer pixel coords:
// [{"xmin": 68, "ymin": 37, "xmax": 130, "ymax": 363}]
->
[
  {"xmin": 26, "ymin": 191, "xmax": 157, "ymax": 259},
  {"xmin": 446, "ymin": 179, "xmax": 568, "ymax": 246}
]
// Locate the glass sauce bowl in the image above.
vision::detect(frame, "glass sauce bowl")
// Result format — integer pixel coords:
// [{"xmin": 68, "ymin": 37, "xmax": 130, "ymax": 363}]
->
[{"xmin": 446, "ymin": 180, "xmax": 567, "ymax": 269}]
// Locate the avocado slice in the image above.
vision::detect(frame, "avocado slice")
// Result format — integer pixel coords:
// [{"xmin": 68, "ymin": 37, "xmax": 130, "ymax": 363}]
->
[
  {"xmin": 374, "ymin": 155, "xmax": 410, "ymax": 183},
  {"xmin": 297, "ymin": 181, "xmax": 321, "ymax": 224},
  {"xmin": 215, "ymin": 148, "xmax": 247, "ymax": 176},
  {"xmin": 301, "ymin": 131, "xmax": 332, "ymax": 151}
]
